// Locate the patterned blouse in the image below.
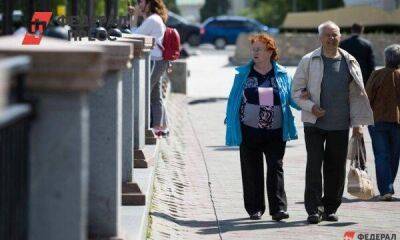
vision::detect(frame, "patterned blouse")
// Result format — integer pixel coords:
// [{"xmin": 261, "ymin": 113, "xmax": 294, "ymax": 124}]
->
[{"xmin": 240, "ymin": 67, "xmax": 282, "ymax": 130}]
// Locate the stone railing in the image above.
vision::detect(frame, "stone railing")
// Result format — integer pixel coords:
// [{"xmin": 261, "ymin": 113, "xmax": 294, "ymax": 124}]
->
[{"xmin": 0, "ymin": 32, "xmax": 158, "ymax": 240}]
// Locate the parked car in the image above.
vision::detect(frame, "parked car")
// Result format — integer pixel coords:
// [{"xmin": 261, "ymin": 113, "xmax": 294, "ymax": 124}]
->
[
  {"xmin": 200, "ymin": 16, "xmax": 277, "ymax": 49},
  {"xmin": 167, "ymin": 11, "xmax": 201, "ymax": 46}
]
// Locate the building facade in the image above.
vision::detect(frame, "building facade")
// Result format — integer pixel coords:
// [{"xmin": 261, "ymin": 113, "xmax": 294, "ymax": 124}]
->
[{"xmin": 344, "ymin": 0, "xmax": 399, "ymax": 11}]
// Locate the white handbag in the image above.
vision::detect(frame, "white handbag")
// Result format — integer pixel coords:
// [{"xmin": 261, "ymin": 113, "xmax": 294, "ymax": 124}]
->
[{"xmin": 347, "ymin": 136, "xmax": 374, "ymax": 200}]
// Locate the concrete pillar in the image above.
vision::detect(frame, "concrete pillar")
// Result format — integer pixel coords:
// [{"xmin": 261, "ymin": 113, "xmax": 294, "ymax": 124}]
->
[
  {"xmin": 73, "ymin": 39, "xmax": 131, "ymax": 239},
  {"xmin": 116, "ymin": 36, "xmax": 151, "ymax": 206},
  {"xmin": 168, "ymin": 60, "xmax": 188, "ymax": 94},
  {"xmin": 119, "ymin": 33, "xmax": 154, "ymax": 168},
  {"xmin": 0, "ymin": 36, "xmax": 106, "ymax": 240}
]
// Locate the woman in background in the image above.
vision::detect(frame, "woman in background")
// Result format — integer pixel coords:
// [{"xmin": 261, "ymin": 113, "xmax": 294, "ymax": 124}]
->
[{"xmin": 129, "ymin": 0, "xmax": 169, "ymax": 137}]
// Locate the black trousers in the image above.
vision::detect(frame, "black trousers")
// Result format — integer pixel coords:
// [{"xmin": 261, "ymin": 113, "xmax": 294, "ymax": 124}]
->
[
  {"xmin": 240, "ymin": 124, "xmax": 287, "ymax": 216},
  {"xmin": 304, "ymin": 127, "xmax": 349, "ymax": 215}
]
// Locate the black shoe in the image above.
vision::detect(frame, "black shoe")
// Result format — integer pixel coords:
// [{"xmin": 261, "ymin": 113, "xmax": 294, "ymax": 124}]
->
[
  {"xmin": 249, "ymin": 211, "xmax": 262, "ymax": 220},
  {"xmin": 322, "ymin": 213, "xmax": 338, "ymax": 222},
  {"xmin": 307, "ymin": 214, "xmax": 321, "ymax": 224},
  {"xmin": 272, "ymin": 210, "xmax": 289, "ymax": 221}
]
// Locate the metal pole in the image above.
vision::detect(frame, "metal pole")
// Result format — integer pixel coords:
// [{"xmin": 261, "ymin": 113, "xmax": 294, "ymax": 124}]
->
[
  {"xmin": 27, "ymin": 0, "xmax": 35, "ymax": 28},
  {"xmin": 2, "ymin": 0, "xmax": 14, "ymax": 35},
  {"xmin": 292, "ymin": 0, "xmax": 298, "ymax": 12},
  {"xmin": 106, "ymin": 0, "xmax": 119, "ymax": 26},
  {"xmin": 71, "ymin": 0, "xmax": 78, "ymax": 16},
  {"xmin": 86, "ymin": 0, "xmax": 94, "ymax": 29},
  {"xmin": 38, "ymin": 0, "xmax": 50, "ymax": 11},
  {"xmin": 318, "ymin": 0, "xmax": 323, "ymax": 11}
]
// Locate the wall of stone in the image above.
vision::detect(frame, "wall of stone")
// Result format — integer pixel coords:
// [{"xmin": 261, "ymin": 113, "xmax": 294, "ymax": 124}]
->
[{"xmin": 232, "ymin": 33, "xmax": 400, "ymax": 66}]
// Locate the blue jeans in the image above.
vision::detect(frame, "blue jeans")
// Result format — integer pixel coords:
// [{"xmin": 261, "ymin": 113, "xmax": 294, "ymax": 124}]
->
[{"xmin": 368, "ymin": 122, "xmax": 400, "ymax": 196}]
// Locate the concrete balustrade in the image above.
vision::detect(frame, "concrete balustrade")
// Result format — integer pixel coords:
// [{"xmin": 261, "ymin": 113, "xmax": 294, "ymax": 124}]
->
[
  {"xmin": 0, "ymin": 36, "xmax": 106, "ymax": 240},
  {"xmin": 72, "ymin": 39, "xmax": 132, "ymax": 239},
  {"xmin": 118, "ymin": 33, "xmax": 155, "ymax": 168}
]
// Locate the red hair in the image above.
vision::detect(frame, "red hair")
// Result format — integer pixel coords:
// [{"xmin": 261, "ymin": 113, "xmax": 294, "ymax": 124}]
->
[{"xmin": 249, "ymin": 33, "xmax": 279, "ymax": 61}]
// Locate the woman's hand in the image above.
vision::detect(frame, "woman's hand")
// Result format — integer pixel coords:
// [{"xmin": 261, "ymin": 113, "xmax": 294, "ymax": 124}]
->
[
  {"xmin": 128, "ymin": 4, "xmax": 142, "ymax": 17},
  {"xmin": 128, "ymin": 5, "xmax": 135, "ymax": 16}
]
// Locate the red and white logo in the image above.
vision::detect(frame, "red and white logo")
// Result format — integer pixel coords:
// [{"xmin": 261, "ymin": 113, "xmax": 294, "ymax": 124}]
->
[
  {"xmin": 344, "ymin": 231, "xmax": 356, "ymax": 240},
  {"xmin": 22, "ymin": 12, "xmax": 53, "ymax": 45}
]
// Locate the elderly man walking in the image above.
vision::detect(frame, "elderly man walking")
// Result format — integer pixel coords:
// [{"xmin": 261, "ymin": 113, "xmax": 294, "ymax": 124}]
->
[{"xmin": 291, "ymin": 21, "xmax": 374, "ymax": 224}]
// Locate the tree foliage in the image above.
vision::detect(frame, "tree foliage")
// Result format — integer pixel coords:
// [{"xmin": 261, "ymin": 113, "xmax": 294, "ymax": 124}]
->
[
  {"xmin": 164, "ymin": 0, "xmax": 180, "ymax": 14},
  {"xmin": 200, "ymin": 0, "xmax": 230, "ymax": 22}
]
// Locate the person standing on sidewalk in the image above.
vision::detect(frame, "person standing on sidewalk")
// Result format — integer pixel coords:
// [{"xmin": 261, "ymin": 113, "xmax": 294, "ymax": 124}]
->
[
  {"xmin": 226, "ymin": 33, "xmax": 300, "ymax": 221},
  {"xmin": 291, "ymin": 21, "xmax": 374, "ymax": 224},
  {"xmin": 340, "ymin": 23, "xmax": 375, "ymax": 85},
  {"xmin": 129, "ymin": 0, "xmax": 169, "ymax": 137},
  {"xmin": 366, "ymin": 44, "xmax": 400, "ymax": 201}
]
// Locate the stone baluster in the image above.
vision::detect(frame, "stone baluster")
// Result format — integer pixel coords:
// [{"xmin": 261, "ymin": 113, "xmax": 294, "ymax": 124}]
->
[
  {"xmin": 72, "ymin": 39, "xmax": 131, "ymax": 239},
  {"xmin": 118, "ymin": 33, "xmax": 154, "ymax": 168}
]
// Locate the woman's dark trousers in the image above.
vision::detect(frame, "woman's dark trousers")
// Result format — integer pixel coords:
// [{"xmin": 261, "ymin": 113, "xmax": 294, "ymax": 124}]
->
[
  {"xmin": 240, "ymin": 125, "xmax": 287, "ymax": 216},
  {"xmin": 304, "ymin": 127, "xmax": 349, "ymax": 215}
]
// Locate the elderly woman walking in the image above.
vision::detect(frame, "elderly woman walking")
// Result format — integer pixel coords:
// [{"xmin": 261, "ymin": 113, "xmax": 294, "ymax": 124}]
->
[
  {"xmin": 366, "ymin": 44, "xmax": 400, "ymax": 201},
  {"xmin": 225, "ymin": 33, "xmax": 300, "ymax": 221}
]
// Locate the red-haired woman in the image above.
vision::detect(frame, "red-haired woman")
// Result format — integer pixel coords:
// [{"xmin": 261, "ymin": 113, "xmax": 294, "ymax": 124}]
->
[
  {"xmin": 225, "ymin": 33, "xmax": 300, "ymax": 221},
  {"xmin": 129, "ymin": 0, "xmax": 169, "ymax": 137}
]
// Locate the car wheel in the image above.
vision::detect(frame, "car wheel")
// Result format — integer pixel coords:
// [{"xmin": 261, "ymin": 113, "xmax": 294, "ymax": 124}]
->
[
  {"xmin": 187, "ymin": 34, "xmax": 200, "ymax": 46},
  {"xmin": 214, "ymin": 38, "xmax": 226, "ymax": 50}
]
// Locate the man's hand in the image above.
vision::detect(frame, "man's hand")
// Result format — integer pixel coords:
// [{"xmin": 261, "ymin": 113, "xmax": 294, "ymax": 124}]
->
[
  {"xmin": 300, "ymin": 89, "xmax": 311, "ymax": 100},
  {"xmin": 352, "ymin": 126, "xmax": 363, "ymax": 138},
  {"xmin": 311, "ymin": 105, "xmax": 325, "ymax": 118}
]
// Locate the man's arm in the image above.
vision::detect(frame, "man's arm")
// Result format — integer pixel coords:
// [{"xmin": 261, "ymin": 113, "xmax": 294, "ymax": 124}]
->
[{"xmin": 291, "ymin": 57, "xmax": 316, "ymax": 112}]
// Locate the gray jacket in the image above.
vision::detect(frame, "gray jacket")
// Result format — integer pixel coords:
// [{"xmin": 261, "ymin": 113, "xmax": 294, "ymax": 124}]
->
[{"xmin": 291, "ymin": 47, "xmax": 374, "ymax": 127}]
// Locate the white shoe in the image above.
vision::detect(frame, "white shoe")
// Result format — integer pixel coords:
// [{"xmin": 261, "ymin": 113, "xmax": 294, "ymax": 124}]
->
[{"xmin": 379, "ymin": 193, "xmax": 393, "ymax": 201}]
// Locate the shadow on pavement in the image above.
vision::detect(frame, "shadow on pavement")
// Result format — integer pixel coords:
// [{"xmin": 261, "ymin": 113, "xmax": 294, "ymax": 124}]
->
[
  {"xmin": 151, "ymin": 212, "xmax": 356, "ymax": 235},
  {"xmin": 198, "ymin": 220, "xmax": 310, "ymax": 235},
  {"xmin": 188, "ymin": 98, "xmax": 227, "ymax": 105},
  {"xmin": 206, "ymin": 145, "xmax": 239, "ymax": 151},
  {"xmin": 342, "ymin": 196, "xmax": 400, "ymax": 203},
  {"xmin": 323, "ymin": 222, "xmax": 358, "ymax": 227}
]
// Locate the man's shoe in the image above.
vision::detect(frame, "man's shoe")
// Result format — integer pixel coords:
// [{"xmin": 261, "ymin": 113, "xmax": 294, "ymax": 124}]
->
[
  {"xmin": 249, "ymin": 211, "xmax": 262, "ymax": 220},
  {"xmin": 322, "ymin": 213, "xmax": 339, "ymax": 222},
  {"xmin": 272, "ymin": 210, "xmax": 289, "ymax": 221},
  {"xmin": 307, "ymin": 214, "xmax": 321, "ymax": 224},
  {"xmin": 379, "ymin": 193, "xmax": 393, "ymax": 201}
]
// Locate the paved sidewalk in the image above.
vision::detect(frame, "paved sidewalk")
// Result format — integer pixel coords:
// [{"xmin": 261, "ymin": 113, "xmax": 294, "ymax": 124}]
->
[{"xmin": 147, "ymin": 93, "xmax": 400, "ymax": 240}]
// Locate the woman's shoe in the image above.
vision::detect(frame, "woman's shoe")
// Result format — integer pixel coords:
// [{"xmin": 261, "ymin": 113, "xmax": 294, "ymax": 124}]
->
[
  {"xmin": 272, "ymin": 210, "xmax": 289, "ymax": 221},
  {"xmin": 249, "ymin": 211, "xmax": 262, "ymax": 220},
  {"xmin": 307, "ymin": 214, "xmax": 321, "ymax": 224}
]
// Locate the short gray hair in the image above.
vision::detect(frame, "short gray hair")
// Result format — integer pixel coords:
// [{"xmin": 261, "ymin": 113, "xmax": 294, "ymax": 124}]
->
[
  {"xmin": 318, "ymin": 21, "xmax": 341, "ymax": 36},
  {"xmin": 384, "ymin": 44, "xmax": 400, "ymax": 68}
]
